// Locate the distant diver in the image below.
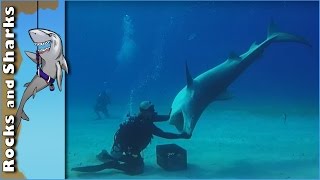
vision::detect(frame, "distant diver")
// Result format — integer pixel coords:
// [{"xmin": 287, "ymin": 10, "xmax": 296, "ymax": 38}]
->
[
  {"xmin": 94, "ymin": 90, "xmax": 111, "ymax": 120},
  {"xmin": 73, "ymin": 101, "xmax": 190, "ymax": 175}
]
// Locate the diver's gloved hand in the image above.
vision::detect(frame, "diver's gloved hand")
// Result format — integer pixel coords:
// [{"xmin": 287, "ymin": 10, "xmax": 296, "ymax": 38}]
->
[{"xmin": 179, "ymin": 132, "xmax": 191, "ymax": 139}]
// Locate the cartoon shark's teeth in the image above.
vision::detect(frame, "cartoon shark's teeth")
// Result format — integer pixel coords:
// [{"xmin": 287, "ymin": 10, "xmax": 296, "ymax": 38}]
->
[
  {"xmin": 39, "ymin": 47, "xmax": 50, "ymax": 52},
  {"xmin": 34, "ymin": 41, "xmax": 51, "ymax": 46}
]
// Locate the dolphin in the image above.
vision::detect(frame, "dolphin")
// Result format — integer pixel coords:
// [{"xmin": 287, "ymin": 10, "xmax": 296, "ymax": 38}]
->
[
  {"xmin": 15, "ymin": 29, "xmax": 69, "ymax": 128},
  {"xmin": 168, "ymin": 22, "xmax": 311, "ymax": 135}
]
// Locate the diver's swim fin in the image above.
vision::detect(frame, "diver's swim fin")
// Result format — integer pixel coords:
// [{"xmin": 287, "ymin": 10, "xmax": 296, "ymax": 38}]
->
[
  {"xmin": 96, "ymin": 150, "xmax": 115, "ymax": 162},
  {"xmin": 72, "ymin": 161, "xmax": 116, "ymax": 172}
]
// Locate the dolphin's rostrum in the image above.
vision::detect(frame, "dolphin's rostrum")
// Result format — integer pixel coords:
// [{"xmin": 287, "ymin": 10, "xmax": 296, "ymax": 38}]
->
[
  {"xmin": 15, "ymin": 29, "xmax": 69, "ymax": 128},
  {"xmin": 169, "ymin": 22, "xmax": 311, "ymax": 135}
]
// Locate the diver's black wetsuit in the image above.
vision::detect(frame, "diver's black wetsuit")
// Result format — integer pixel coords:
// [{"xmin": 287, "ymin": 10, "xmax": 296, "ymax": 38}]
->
[
  {"xmin": 72, "ymin": 113, "xmax": 190, "ymax": 175},
  {"xmin": 96, "ymin": 114, "xmax": 187, "ymax": 175},
  {"xmin": 114, "ymin": 115, "xmax": 182, "ymax": 152},
  {"xmin": 105, "ymin": 115, "xmax": 182, "ymax": 175}
]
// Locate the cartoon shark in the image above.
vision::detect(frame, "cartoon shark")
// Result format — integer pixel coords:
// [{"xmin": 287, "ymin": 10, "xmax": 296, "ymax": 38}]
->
[
  {"xmin": 169, "ymin": 22, "xmax": 311, "ymax": 135},
  {"xmin": 15, "ymin": 29, "xmax": 68, "ymax": 128}
]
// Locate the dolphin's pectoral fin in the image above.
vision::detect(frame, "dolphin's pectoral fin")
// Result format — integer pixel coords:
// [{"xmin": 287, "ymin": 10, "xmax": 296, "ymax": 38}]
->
[
  {"xmin": 56, "ymin": 62, "xmax": 63, "ymax": 91},
  {"xmin": 175, "ymin": 112, "xmax": 185, "ymax": 132},
  {"xmin": 22, "ymin": 110, "xmax": 29, "ymax": 121},
  {"xmin": 185, "ymin": 62, "xmax": 194, "ymax": 89},
  {"xmin": 24, "ymin": 82, "xmax": 31, "ymax": 87},
  {"xmin": 32, "ymin": 87, "xmax": 37, "ymax": 99},
  {"xmin": 169, "ymin": 112, "xmax": 184, "ymax": 132},
  {"xmin": 215, "ymin": 90, "xmax": 234, "ymax": 101},
  {"xmin": 182, "ymin": 111, "xmax": 194, "ymax": 135},
  {"xmin": 228, "ymin": 52, "xmax": 242, "ymax": 61}
]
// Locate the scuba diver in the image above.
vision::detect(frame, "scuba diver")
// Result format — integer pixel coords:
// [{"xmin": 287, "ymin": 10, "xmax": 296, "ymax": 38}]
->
[
  {"xmin": 94, "ymin": 90, "xmax": 111, "ymax": 120},
  {"xmin": 72, "ymin": 101, "xmax": 191, "ymax": 175}
]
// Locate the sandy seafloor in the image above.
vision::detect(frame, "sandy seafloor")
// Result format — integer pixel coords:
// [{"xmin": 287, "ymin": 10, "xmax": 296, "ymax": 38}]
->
[{"xmin": 67, "ymin": 101, "xmax": 319, "ymax": 179}]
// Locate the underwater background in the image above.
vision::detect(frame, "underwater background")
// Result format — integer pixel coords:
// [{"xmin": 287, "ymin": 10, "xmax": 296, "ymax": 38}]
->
[{"xmin": 66, "ymin": 1, "xmax": 319, "ymax": 179}]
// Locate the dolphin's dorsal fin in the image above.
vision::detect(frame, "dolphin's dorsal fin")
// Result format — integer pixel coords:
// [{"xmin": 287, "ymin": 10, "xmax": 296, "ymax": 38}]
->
[
  {"xmin": 268, "ymin": 19, "xmax": 278, "ymax": 37},
  {"xmin": 228, "ymin": 52, "xmax": 241, "ymax": 61},
  {"xmin": 250, "ymin": 41, "xmax": 258, "ymax": 49},
  {"xmin": 215, "ymin": 90, "xmax": 233, "ymax": 101},
  {"xmin": 185, "ymin": 62, "xmax": 193, "ymax": 89}
]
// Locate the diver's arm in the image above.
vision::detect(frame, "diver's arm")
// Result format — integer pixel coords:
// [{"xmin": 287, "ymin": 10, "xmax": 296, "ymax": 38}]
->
[{"xmin": 152, "ymin": 125, "xmax": 190, "ymax": 139}]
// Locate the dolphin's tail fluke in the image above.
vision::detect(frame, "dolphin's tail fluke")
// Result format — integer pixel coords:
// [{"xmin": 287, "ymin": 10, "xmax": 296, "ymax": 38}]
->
[{"xmin": 267, "ymin": 21, "xmax": 311, "ymax": 47}]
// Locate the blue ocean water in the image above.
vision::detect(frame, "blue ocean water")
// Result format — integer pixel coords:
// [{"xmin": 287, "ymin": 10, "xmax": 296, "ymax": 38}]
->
[
  {"xmin": 66, "ymin": 1, "xmax": 318, "ymax": 109},
  {"xmin": 66, "ymin": 1, "xmax": 319, "ymax": 179}
]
